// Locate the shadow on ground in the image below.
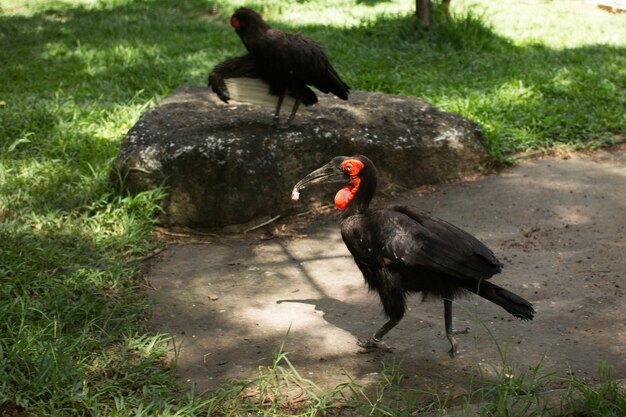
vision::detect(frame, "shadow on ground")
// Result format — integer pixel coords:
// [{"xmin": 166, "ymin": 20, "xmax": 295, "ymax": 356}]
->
[{"xmin": 147, "ymin": 144, "xmax": 626, "ymax": 396}]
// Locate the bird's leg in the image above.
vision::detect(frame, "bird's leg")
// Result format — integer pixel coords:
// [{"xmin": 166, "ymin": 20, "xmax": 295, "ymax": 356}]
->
[
  {"xmin": 357, "ymin": 318, "xmax": 399, "ymax": 348},
  {"xmin": 272, "ymin": 92, "xmax": 285, "ymax": 128},
  {"xmin": 285, "ymin": 97, "xmax": 302, "ymax": 127},
  {"xmin": 444, "ymin": 299, "xmax": 457, "ymax": 357},
  {"xmin": 444, "ymin": 299, "xmax": 470, "ymax": 358}
]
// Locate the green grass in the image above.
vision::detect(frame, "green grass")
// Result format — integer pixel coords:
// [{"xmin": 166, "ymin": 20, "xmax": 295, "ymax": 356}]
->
[{"xmin": 1, "ymin": 0, "xmax": 625, "ymax": 415}]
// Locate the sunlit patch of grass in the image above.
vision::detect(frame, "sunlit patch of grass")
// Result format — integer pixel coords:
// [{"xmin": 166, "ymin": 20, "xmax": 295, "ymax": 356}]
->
[{"xmin": 455, "ymin": 0, "xmax": 626, "ymax": 48}]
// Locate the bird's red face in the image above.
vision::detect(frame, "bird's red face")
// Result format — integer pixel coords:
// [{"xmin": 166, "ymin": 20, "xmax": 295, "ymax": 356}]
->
[
  {"xmin": 291, "ymin": 156, "xmax": 369, "ymax": 211},
  {"xmin": 230, "ymin": 7, "xmax": 265, "ymax": 32},
  {"xmin": 334, "ymin": 159, "xmax": 364, "ymax": 210},
  {"xmin": 341, "ymin": 159, "xmax": 364, "ymax": 176},
  {"xmin": 230, "ymin": 15, "xmax": 242, "ymax": 29}
]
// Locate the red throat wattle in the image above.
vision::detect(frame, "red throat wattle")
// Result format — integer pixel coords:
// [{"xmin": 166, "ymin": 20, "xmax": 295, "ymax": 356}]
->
[
  {"xmin": 230, "ymin": 16, "xmax": 241, "ymax": 29},
  {"xmin": 334, "ymin": 159, "xmax": 365, "ymax": 211},
  {"xmin": 334, "ymin": 177, "xmax": 360, "ymax": 210},
  {"xmin": 334, "ymin": 186, "xmax": 353, "ymax": 210}
]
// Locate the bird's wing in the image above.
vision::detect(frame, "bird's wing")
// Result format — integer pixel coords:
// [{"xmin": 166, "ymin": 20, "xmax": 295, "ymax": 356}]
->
[
  {"xmin": 226, "ymin": 78, "xmax": 300, "ymax": 109},
  {"xmin": 377, "ymin": 207, "xmax": 502, "ymax": 280},
  {"xmin": 208, "ymin": 55, "xmax": 259, "ymax": 102},
  {"xmin": 253, "ymin": 31, "xmax": 349, "ymax": 98}
]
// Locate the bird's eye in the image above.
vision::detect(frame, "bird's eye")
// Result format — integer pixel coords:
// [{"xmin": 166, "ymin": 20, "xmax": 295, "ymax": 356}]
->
[{"xmin": 346, "ymin": 164, "xmax": 352, "ymax": 172}]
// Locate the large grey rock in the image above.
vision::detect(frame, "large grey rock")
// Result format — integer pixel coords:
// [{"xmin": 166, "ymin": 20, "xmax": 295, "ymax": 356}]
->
[{"xmin": 112, "ymin": 86, "xmax": 489, "ymax": 229}]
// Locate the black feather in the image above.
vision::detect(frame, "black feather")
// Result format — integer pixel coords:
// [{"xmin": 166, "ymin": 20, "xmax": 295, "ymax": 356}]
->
[
  {"xmin": 208, "ymin": 7, "xmax": 349, "ymax": 119},
  {"xmin": 341, "ymin": 204, "xmax": 534, "ymax": 321},
  {"xmin": 208, "ymin": 55, "xmax": 258, "ymax": 103},
  {"xmin": 295, "ymin": 155, "xmax": 535, "ymax": 353}
]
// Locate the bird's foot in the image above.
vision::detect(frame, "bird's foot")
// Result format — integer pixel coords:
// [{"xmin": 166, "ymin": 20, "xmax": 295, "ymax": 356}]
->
[
  {"xmin": 446, "ymin": 328, "xmax": 469, "ymax": 358},
  {"xmin": 448, "ymin": 335, "xmax": 459, "ymax": 358},
  {"xmin": 272, "ymin": 121, "xmax": 294, "ymax": 130},
  {"xmin": 357, "ymin": 337, "xmax": 390, "ymax": 351},
  {"xmin": 447, "ymin": 336, "xmax": 458, "ymax": 358},
  {"xmin": 448, "ymin": 345, "xmax": 457, "ymax": 358}
]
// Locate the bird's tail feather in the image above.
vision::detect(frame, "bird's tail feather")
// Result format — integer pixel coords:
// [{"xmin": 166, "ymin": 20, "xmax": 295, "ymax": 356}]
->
[
  {"xmin": 323, "ymin": 67, "xmax": 350, "ymax": 100},
  {"xmin": 461, "ymin": 280, "xmax": 535, "ymax": 320},
  {"xmin": 224, "ymin": 78, "xmax": 298, "ymax": 110}
]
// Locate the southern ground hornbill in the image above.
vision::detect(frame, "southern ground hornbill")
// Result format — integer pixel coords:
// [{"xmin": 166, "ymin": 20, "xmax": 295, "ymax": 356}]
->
[
  {"xmin": 292, "ymin": 156, "xmax": 535, "ymax": 356},
  {"xmin": 208, "ymin": 7, "xmax": 350, "ymax": 127}
]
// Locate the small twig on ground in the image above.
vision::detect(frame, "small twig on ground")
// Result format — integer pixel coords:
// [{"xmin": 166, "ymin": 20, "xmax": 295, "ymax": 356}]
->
[
  {"xmin": 136, "ymin": 247, "xmax": 167, "ymax": 262},
  {"xmin": 244, "ymin": 215, "xmax": 281, "ymax": 233},
  {"xmin": 155, "ymin": 226, "xmax": 219, "ymax": 238},
  {"xmin": 139, "ymin": 273, "xmax": 157, "ymax": 290}
]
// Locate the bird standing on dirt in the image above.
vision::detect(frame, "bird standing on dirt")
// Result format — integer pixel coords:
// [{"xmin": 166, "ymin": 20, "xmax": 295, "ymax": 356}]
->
[
  {"xmin": 208, "ymin": 7, "xmax": 350, "ymax": 127},
  {"xmin": 292, "ymin": 156, "xmax": 535, "ymax": 356}
]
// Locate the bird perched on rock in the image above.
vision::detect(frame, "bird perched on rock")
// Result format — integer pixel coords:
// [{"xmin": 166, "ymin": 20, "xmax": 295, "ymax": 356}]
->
[
  {"xmin": 292, "ymin": 156, "xmax": 535, "ymax": 356},
  {"xmin": 208, "ymin": 7, "xmax": 350, "ymax": 127}
]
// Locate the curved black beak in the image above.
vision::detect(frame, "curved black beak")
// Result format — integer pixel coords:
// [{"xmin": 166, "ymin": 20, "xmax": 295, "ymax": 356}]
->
[{"xmin": 292, "ymin": 156, "xmax": 349, "ymax": 200}]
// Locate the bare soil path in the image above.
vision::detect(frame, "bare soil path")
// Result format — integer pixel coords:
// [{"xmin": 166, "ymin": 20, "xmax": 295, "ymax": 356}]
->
[{"xmin": 146, "ymin": 144, "xmax": 626, "ymax": 397}]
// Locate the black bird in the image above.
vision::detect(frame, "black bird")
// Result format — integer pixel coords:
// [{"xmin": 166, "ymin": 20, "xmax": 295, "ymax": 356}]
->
[
  {"xmin": 208, "ymin": 7, "xmax": 350, "ymax": 127},
  {"xmin": 292, "ymin": 156, "xmax": 535, "ymax": 356}
]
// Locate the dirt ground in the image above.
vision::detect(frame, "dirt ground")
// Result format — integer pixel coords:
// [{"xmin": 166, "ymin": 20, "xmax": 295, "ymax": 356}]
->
[{"xmin": 146, "ymin": 144, "xmax": 626, "ymax": 398}]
